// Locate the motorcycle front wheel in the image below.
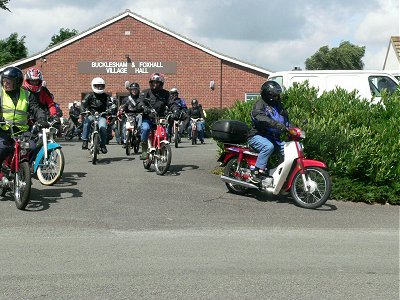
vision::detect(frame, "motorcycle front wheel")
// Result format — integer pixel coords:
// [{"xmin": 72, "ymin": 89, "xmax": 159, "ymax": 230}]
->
[
  {"xmin": 92, "ymin": 132, "xmax": 99, "ymax": 165},
  {"xmin": 224, "ymin": 157, "xmax": 249, "ymax": 195},
  {"xmin": 36, "ymin": 148, "xmax": 65, "ymax": 186},
  {"xmin": 125, "ymin": 131, "xmax": 131, "ymax": 156},
  {"xmin": 14, "ymin": 161, "xmax": 32, "ymax": 210},
  {"xmin": 290, "ymin": 167, "xmax": 332, "ymax": 209},
  {"xmin": 154, "ymin": 144, "xmax": 172, "ymax": 175},
  {"xmin": 174, "ymin": 124, "xmax": 179, "ymax": 148}
]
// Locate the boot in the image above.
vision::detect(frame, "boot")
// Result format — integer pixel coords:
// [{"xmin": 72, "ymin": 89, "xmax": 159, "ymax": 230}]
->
[
  {"xmin": 249, "ymin": 167, "xmax": 261, "ymax": 184},
  {"xmin": 140, "ymin": 142, "xmax": 148, "ymax": 160}
]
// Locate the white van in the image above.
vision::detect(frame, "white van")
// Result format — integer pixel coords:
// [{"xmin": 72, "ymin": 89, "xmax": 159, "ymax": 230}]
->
[{"xmin": 268, "ymin": 70, "xmax": 399, "ymax": 103}]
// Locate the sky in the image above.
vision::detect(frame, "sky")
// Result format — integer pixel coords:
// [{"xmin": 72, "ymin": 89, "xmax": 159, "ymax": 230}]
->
[{"xmin": 0, "ymin": 0, "xmax": 399, "ymax": 72}]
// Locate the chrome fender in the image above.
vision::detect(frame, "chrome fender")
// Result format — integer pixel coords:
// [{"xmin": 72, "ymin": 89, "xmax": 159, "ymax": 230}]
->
[{"xmin": 33, "ymin": 143, "xmax": 62, "ymax": 173}]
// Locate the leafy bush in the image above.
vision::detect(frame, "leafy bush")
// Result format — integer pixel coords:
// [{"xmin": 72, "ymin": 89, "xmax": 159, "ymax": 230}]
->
[
  {"xmin": 204, "ymin": 107, "xmax": 227, "ymax": 137},
  {"xmin": 213, "ymin": 83, "xmax": 400, "ymax": 204}
]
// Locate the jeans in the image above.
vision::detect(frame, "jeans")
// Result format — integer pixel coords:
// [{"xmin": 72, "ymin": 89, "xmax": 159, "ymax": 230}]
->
[
  {"xmin": 82, "ymin": 115, "xmax": 107, "ymax": 146},
  {"xmin": 248, "ymin": 135, "xmax": 284, "ymax": 170},
  {"xmin": 140, "ymin": 118, "xmax": 154, "ymax": 142}
]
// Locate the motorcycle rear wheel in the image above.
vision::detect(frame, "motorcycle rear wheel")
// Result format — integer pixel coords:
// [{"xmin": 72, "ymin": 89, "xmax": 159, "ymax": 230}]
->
[
  {"xmin": 223, "ymin": 157, "xmax": 249, "ymax": 195},
  {"xmin": 290, "ymin": 167, "xmax": 332, "ymax": 209},
  {"xmin": 154, "ymin": 144, "xmax": 172, "ymax": 175},
  {"xmin": 14, "ymin": 161, "xmax": 32, "ymax": 210},
  {"xmin": 36, "ymin": 148, "xmax": 65, "ymax": 186}
]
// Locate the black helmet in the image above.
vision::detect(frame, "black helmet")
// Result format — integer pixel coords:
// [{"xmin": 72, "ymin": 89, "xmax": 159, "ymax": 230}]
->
[
  {"xmin": 260, "ymin": 80, "xmax": 282, "ymax": 102},
  {"xmin": 1, "ymin": 66, "xmax": 24, "ymax": 90},
  {"xmin": 129, "ymin": 82, "xmax": 140, "ymax": 91},
  {"xmin": 191, "ymin": 99, "xmax": 198, "ymax": 106}
]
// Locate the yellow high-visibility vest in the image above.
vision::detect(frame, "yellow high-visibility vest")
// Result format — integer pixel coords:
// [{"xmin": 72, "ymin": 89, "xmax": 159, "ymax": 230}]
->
[{"xmin": 0, "ymin": 87, "xmax": 29, "ymax": 132}]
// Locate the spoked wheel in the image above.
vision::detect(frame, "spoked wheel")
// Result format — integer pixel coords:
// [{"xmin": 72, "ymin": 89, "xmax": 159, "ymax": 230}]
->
[
  {"xmin": 290, "ymin": 167, "xmax": 332, "ymax": 209},
  {"xmin": 36, "ymin": 148, "xmax": 65, "ymax": 185},
  {"xmin": 13, "ymin": 161, "xmax": 32, "ymax": 210},
  {"xmin": 143, "ymin": 154, "xmax": 151, "ymax": 170},
  {"xmin": 223, "ymin": 157, "xmax": 249, "ymax": 195},
  {"xmin": 174, "ymin": 125, "xmax": 179, "ymax": 148},
  {"xmin": 92, "ymin": 133, "xmax": 99, "ymax": 165},
  {"xmin": 154, "ymin": 144, "xmax": 172, "ymax": 175},
  {"xmin": 125, "ymin": 131, "xmax": 131, "ymax": 156}
]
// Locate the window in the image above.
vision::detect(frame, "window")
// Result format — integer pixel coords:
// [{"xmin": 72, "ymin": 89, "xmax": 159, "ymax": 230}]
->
[
  {"xmin": 245, "ymin": 93, "xmax": 260, "ymax": 102},
  {"xmin": 368, "ymin": 76, "xmax": 398, "ymax": 96}
]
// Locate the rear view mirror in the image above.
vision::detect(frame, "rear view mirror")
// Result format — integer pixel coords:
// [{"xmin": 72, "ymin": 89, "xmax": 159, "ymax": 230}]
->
[{"xmin": 124, "ymin": 81, "xmax": 130, "ymax": 90}]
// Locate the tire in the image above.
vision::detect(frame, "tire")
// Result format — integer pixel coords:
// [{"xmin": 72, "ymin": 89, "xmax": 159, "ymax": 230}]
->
[
  {"xmin": 143, "ymin": 156, "xmax": 152, "ymax": 169},
  {"xmin": 125, "ymin": 131, "xmax": 131, "ymax": 156},
  {"xmin": 174, "ymin": 125, "xmax": 179, "ymax": 148},
  {"xmin": 290, "ymin": 167, "xmax": 332, "ymax": 209},
  {"xmin": 223, "ymin": 157, "xmax": 249, "ymax": 195},
  {"xmin": 13, "ymin": 161, "xmax": 32, "ymax": 210},
  {"xmin": 154, "ymin": 144, "xmax": 172, "ymax": 175},
  {"xmin": 36, "ymin": 148, "xmax": 65, "ymax": 186},
  {"xmin": 64, "ymin": 127, "xmax": 73, "ymax": 141},
  {"xmin": 191, "ymin": 129, "xmax": 197, "ymax": 145},
  {"xmin": 92, "ymin": 132, "xmax": 99, "ymax": 165},
  {"xmin": 133, "ymin": 136, "xmax": 140, "ymax": 154}
]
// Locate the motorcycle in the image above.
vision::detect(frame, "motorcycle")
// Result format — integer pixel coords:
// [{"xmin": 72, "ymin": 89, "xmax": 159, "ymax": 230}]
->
[
  {"xmin": 216, "ymin": 124, "xmax": 332, "ymax": 209},
  {"xmin": 0, "ymin": 121, "xmax": 32, "ymax": 210},
  {"xmin": 122, "ymin": 112, "xmax": 140, "ymax": 155},
  {"xmin": 143, "ymin": 108, "xmax": 172, "ymax": 175},
  {"xmin": 166, "ymin": 111, "xmax": 183, "ymax": 148},
  {"xmin": 31, "ymin": 119, "xmax": 65, "ymax": 185},
  {"xmin": 63, "ymin": 119, "xmax": 82, "ymax": 141},
  {"xmin": 81, "ymin": 111, "xmax": 107, "ymax": 165},
  {"xmin": 190, "ymin": 117, "xmax": 204, "ymax": 145}
]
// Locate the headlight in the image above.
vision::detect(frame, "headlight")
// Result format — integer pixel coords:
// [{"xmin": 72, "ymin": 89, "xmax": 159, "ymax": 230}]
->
[
  {"xmin": 300, "ymin": 130, "xmax": 306, "ymax": 139},
  {"xmin": 20, "ymin": 142, "xmax": 30, "ymax": 149}
]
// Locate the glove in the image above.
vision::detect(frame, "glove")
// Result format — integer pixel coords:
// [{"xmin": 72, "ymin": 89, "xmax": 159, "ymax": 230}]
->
[
  {"xmin": 143, "ymin": 106, "xmax": 151, "ymax": 115},
  {"xmin": 276, "ymin": 123, "xmax": 288, "ymax": 132},
  {"xmin": 38, "ymin": 120, "xmax": 50, "ymax": 128}
]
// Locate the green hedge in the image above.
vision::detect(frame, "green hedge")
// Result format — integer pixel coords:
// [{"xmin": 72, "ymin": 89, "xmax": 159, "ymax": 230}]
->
[{"xmin": 210, "ymin": 83, "xmax": 400, "ymax": 204}]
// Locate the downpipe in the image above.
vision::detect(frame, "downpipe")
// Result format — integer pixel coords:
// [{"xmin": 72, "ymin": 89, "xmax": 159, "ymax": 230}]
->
[{"xmin": 220, "ymin": 175, "xmax": 259, "ymax": 189}]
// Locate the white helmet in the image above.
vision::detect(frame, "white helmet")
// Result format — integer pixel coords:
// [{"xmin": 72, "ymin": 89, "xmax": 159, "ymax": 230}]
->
[
  {"xmin": 91, "ymin": 77, "xmax": 106, "ymax": 94},
  {"xmin": 170, "ymin": 87, "xmax": 179, "ymax": 94}
]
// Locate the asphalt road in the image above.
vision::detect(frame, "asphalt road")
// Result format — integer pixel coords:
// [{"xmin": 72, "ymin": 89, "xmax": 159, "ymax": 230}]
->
[{"xmin": 0, "ymin": 137, "xmax": 398, "ymax": 300}]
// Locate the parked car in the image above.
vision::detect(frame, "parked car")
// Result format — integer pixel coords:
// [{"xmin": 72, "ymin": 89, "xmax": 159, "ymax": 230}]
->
[{"xmin": 268, "ymin": 70, "xmax": 399, "ymax": 104}]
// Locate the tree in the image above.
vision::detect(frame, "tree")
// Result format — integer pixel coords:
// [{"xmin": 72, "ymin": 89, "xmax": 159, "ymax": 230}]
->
[
  {"xmin": 0, "ymin": 33, "xmax": 27, "ymax": 66},
  {"xmin": 305, "ymin": 41, "xmax": 365, "ymax": 70},
  {"xmin": 0, "ymin": 0, "xmax": 11, "ymax": 11},
  {"xmin": 48, "ymin": 28, "xmax": 78, "ymax": 47}
]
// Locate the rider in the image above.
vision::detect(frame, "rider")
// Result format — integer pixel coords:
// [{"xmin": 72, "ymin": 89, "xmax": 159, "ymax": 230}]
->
[
  {"xmin": 119, "ymin": 82, "xmax": 142, "ymax": 148},
  {"xmin": 168, "ymin": 87, "xmax": 189, "ymax": 137},
  {"xmin": 247, "ymin": 80, "xmax": 290, "ymax": 184},
  {"xmin": 137, "ymin": 73, "xmax": 169, "ymax": 160},
  {"xmin": 80, "ymin": 77, "xmax": 111, "ymax": 154},
  {"xmin": 67, "ymin": 101, "xmax": 81, "ymax": 137},
  {"xmin": 23, "ymin": 67, "xmax": 58, "ymax": 121},
  {"xmin": 187, "ymin": 99, "xmax": 205, "ymax": 143},
  {"xmin": 0, "ymin": 67, "xmax": 47, "ymax": 181}
]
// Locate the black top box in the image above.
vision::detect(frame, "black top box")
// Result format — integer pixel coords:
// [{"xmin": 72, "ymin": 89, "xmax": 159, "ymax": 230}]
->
[{"xmin": 211, "ymin": 120, "xmax": 249, "ymax": 144}]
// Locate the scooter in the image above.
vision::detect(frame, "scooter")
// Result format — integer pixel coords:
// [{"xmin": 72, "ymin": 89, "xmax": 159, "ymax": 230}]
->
[{"xmin": 217, "ymin": 127, "xmax": 332, "ymax": 209}]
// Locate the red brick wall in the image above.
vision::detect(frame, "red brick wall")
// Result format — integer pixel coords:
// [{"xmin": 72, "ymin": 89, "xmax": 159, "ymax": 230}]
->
[{"xmin": 20, "ymin": 16, "xmax": 268, "ymax": 113}]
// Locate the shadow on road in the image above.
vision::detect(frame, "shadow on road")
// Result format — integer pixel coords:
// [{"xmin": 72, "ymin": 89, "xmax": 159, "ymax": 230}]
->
[
  {"xmin": 25, "ymin": 171, "xmax": 86, "ymax": 211},
  {"xmin": 167, "ymin": 164, "xmax": 200, "ymax": 176},
  {"xmin": 247, "ymin": 190, "xmax": 338, "ymax": 210}
]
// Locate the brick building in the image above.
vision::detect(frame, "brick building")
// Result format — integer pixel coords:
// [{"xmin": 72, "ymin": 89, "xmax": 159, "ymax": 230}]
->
[{"xmin": 2, "ymin": 9, "xmax": 271, "ymax": 112}]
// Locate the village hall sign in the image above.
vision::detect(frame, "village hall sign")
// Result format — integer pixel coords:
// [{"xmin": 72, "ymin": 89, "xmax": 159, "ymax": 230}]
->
[{"xmin": 78, "ymin": 61, "xmax": 177, "ymax": 74}]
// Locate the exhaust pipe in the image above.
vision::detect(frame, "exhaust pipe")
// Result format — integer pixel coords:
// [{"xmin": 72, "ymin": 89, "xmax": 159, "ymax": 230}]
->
[{"xmin": 220, "ymin": 175, "xmax": 258, "ymax": 189}]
